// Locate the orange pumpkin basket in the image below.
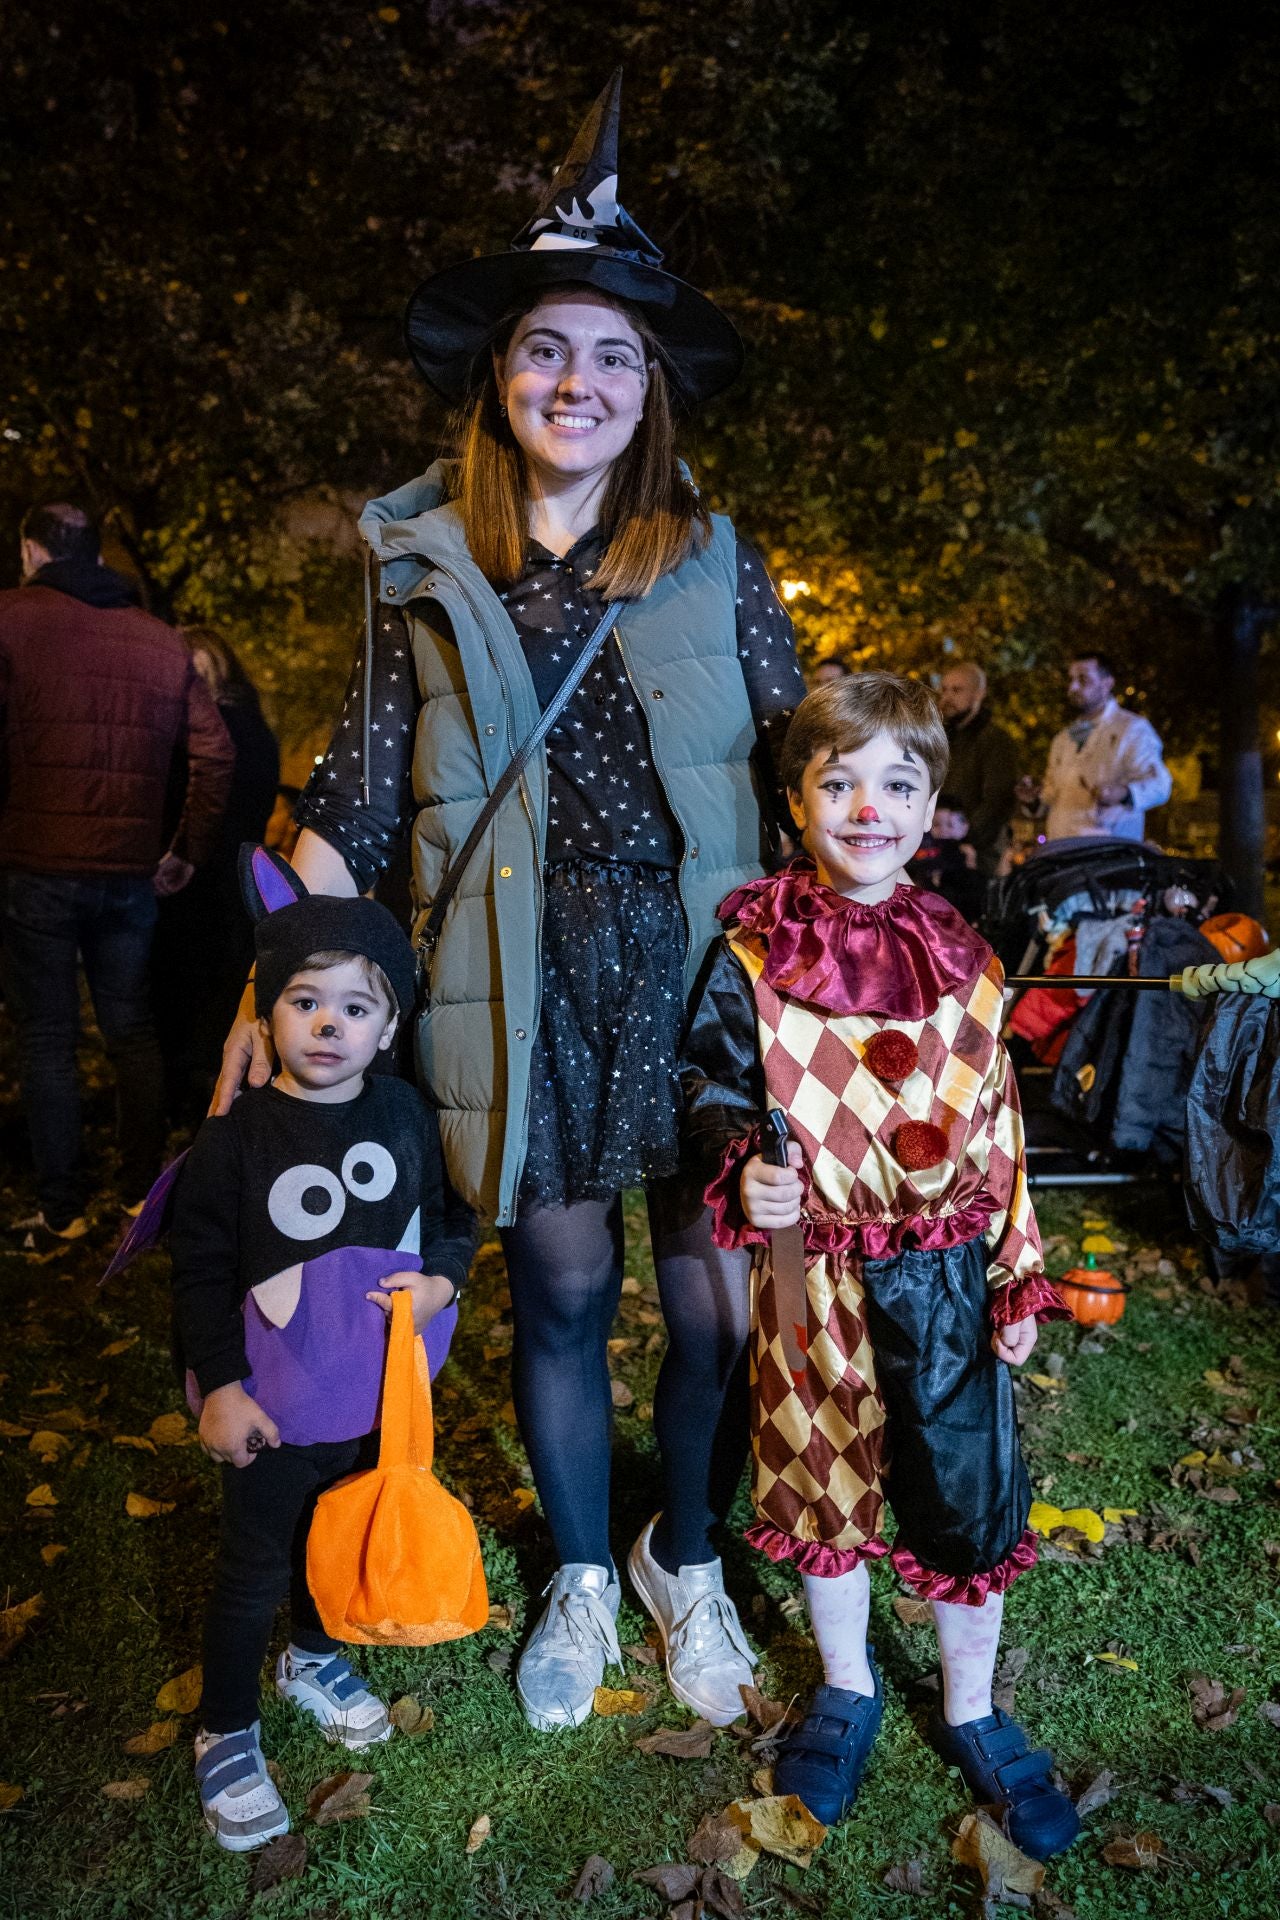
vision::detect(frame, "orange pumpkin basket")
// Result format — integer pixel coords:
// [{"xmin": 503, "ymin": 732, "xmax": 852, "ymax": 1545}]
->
[{"xmin": 1057, "ymin": 1266, "xmax": 1128, "ymax": 1326}]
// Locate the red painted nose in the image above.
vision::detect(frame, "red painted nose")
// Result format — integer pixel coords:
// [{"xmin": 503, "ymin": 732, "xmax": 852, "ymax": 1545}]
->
[{"xmin": 856, "ymin": 805, "xmax": 880, "ymax": 824}]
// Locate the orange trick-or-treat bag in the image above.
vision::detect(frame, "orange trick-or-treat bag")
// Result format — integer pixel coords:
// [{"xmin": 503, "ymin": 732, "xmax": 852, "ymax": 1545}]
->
[{"xmin": 307, "ymin": 1287, "xmax": 489, "ymax": 1645}]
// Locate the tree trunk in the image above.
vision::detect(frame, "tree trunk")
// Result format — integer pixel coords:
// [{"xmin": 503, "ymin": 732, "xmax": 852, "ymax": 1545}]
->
[{"xmin": 1215, "ymin": 591, "xmax": 1271, "ymax": 920}]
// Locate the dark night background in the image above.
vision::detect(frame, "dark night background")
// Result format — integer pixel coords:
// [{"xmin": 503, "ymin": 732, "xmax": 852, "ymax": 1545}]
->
[{"xmin": 1, "ymin": 0, "xmax": 1277, "ymax": 903}]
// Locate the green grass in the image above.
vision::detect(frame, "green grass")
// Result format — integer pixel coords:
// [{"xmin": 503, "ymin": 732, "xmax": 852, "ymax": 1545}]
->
[{"xmin": 3, "ymin": 1172, "xmax": 1280, "ymax": 1919}]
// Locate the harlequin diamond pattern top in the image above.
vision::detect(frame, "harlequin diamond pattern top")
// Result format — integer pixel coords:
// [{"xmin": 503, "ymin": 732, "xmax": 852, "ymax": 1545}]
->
[{"xmin": 295, "ymin": 530, "xmax": 804, "ymax": 887}]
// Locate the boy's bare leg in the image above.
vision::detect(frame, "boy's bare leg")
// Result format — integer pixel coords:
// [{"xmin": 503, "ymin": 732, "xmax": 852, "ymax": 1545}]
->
[
  {"xmin": 801, "ymin": 1562, "xmax": 875, "ymax": 1695},
  {"xmin": 931, "ymin": 1590, "xmax": 1004, "ymax": 1725}
]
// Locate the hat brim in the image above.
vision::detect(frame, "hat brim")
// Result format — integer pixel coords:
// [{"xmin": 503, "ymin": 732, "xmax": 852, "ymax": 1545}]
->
[{"xmin": 403, "ymin": 250, "xmax": 744, "ymax": 409}]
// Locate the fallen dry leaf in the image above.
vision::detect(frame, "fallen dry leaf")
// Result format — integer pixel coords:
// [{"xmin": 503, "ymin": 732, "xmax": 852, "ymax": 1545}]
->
[
  {"xmin": 34, "ymin": 1408, "xmax": 89, "ymax": 1432},
  {"xmin": 39, "ymin": 1544, "xmax": 66, "ymax": 1567},
  {"xmin": 952, "ymin": 1810, "xmax": 1044, "ymax": 1898},
  {"xmin": 1257, "ymin": 1702, "xmax": 1280, "ymax": 1730},
  {"xmin": 125, "ymin": 1491, "xmax": 175, "ymax": 1519},
  {"xmin": 99, "ymin": 1334, "xmax": 139, "ymax": 1358},
  {"xmin": 486, "ymin": 1603, "xmax": 514, "ymax": 1631},
  {"xmin": 308, "ymin": 1769, "xmax": 375, "ymax": 1825},
  {"xmin": 1102, "ymin": 1830, "xmax": 1164, "ymax": 1870},
  {"xmin": 593, "ymin": 1685, "xmax": 647, "ymax": 1717},
  {"xmin": 1092, "ymin": 1652, "xmax": 1139, "ymax": 1672},
  {"xmin": 1188, "ymin": 1672, "xmax": 1245, "ymax": 1732},
  {"xmin": 697, "ymin": 1866, "xmax": 747, "ymax": 1917},
  {"xmin": 25, "ymin": 1483, "xmax": 57, "ymax": 1508},
  {"xmin": 148, "ymin": 1412, "xmax": 191, "ymax": 1446},
  {"xmin": 883, "ymin": 1858, "xmax": 927, "ymax": 1893},
  {"xmin": 687, "ymin": 1811, "xmax": 745, "ymax": 1868},
  {"xmin": 248, "ymin": 1831, "xmax": 307, "ymax": 1894},
  {"xmin": 571, "ymin": 1854, "xmax": 615, "ymax": 1900},
  {"xmin": 123, "ymin": 1720, "xmax": 179, "ymax": 1755},
  {"xmin": 0, "ymin": 1783, "xmax": 24, "ymax": 1811},
  {"xmin": 389, "ymin": 1695, "xmax": 434, "ymax": 1736},
  {"xmin": 634, "ymin": 1720, "xmax": 715, "ymax": 1759},
  {"xmin": 634, "ymin": 1863, "xmax": 700, "ymax": 1903},
  {"xmin": 112, "ymin": 1436, "xmax": 157, "ymax": 1453},
  {"xmin": 1263, "ymin": 1804, "xmax": 1280, "ymax": 1827},
  {"xmin": 0, "ymin": 1593, "xmax": 43, "ymax": 1662},
  {"xmin": 1026, "ymin": 1373, "xmax": 1067, "ymax": 1393},
  {"xmin": 100, "ymin": 1778, "xmax": 150, "ymax": 1801},
  {"xmin": 1074, "ymin": 1769, "xmax": 1117, "ymax": 1818},
  {"xmin": 610, "ymin": 1378, "xmax": 634, "ymax": 1410},
  {"xmin": 155, "ymin": 1665, "xmax": 202, "ymax": 1715},
  {"xmin": 723, "ymin": 1794, "xmax": 826, "ymax": 1869},
  {"xmin": 0, "ymin": 1419, "xmax": 33, "ymax": 1439},
  {"xmin": 738, "ymin": 1684, "xmax": 796, "ymax": 1733},
  {"xmin": 465, "ymin": 1811, "xmax": 491, "ymax": 1853},
  {"xmin": 28, "ymin": 1430, "xmax": 71, "ymax": 1465},
  {"xmin": 624, "ymin": 1641, "xmax": 660, "ymax": 1666},
  {"xmin": 892, "ymin": 1596, "xmax": 932, "ymax": 1627},
  {"xmin": 1034, "ymin": 1890, "xmax": 1079, "ymax": 1919}
]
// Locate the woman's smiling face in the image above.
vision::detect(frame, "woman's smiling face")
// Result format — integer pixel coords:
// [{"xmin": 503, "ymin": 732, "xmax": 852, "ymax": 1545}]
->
[
  {"xmin": 496, "ymin": 288, "xmax": 649, "ymax": 490},
  {"xmin": 789, "ymin": 731, "xmax": 938, "ymax": 902}
]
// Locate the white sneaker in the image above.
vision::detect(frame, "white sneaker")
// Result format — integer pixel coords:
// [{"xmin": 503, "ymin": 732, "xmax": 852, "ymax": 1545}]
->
[
  {"xmin": 515, "ymin": 1563, "xmax": 622, "ymax": 1732},
  {"xmin": 10, "ymin": 1211, "xmax": 89, "ymax": 1252},
  {"xmin": 274, "ymin": 1649, "xmax": 392, "ymax": 1748},
  {"xmin": 627, "ymin": 1517, "xmax": 757, "ymax": 1726},
  {"xmin": 195, "ymin": 1723, "xmax": 290, "ymax": 1853}
]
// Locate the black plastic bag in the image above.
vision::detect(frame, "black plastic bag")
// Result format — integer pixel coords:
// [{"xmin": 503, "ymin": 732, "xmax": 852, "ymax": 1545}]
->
[{"xmin": 1184, "ymin": 994, "xmax": 1280, "ymax": 1257}]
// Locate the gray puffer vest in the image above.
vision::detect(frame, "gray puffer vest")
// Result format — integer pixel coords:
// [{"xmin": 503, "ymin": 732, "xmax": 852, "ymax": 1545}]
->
[{"xmin": 359, "ymin": 463, "xmax": 771, "ymax": 1224}]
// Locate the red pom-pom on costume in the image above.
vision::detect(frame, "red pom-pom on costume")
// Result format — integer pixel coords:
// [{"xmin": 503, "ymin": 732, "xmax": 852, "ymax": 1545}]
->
[
  {"xmin": 862, "ymin": 1029, "xmax": 920, "ymax": 1084},
  {"xmin": 892, "ymin": 1120, "xmax": 949, "ymax": 1171}
]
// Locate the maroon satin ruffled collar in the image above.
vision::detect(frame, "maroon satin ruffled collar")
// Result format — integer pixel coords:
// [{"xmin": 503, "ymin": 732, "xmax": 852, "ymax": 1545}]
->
[{"xmin": 718, "ymin": 861, "xmax": 995, "ymax": 1019}]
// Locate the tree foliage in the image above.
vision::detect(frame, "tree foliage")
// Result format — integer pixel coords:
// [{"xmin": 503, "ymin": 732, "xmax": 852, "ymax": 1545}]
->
[{"xmin": 2, "ymin": 2, "xmax": 1276, "ymax": 876}]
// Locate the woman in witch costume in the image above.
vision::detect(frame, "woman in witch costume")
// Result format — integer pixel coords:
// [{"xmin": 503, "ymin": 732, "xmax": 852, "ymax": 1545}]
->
[{"xmin": 214, "ymin": 75, "xmax": 806, "ymax": 1734}]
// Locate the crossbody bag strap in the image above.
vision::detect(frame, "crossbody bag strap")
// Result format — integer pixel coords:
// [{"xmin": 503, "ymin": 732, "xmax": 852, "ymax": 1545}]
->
[{"xmin": 416, "ymin": 597, "xmax": 623, "ymax": 961}]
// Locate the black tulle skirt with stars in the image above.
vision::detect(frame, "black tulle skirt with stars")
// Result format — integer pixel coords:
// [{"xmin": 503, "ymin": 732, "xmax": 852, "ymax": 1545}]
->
[{"xmin": 520, "ymin": 861, "xmax": 687, "ymax": 1210}]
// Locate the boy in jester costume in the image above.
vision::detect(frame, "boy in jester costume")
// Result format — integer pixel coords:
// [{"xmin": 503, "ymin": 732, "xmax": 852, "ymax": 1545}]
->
[{"xmin": 681, "ymin": 672, "xmax": 1080, "ymax": 1857}]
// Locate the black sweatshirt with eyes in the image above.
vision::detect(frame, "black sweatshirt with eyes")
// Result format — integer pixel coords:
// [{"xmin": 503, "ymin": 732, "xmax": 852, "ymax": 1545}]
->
[{"xmin": 169, "ymin": 1077, "xmax": 476, "ymax": 1395}]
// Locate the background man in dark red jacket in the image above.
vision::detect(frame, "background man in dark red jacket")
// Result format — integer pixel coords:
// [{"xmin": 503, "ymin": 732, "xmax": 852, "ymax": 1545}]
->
[{"xmin": 0, "ymin": 502, "xmax": 234, "ymax": 1246}]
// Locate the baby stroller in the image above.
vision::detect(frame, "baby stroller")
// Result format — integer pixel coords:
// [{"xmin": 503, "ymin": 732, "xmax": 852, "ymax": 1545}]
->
[{"xmin": 986, "ymin": 839, "xmax": 1230, "ymax": 1187}]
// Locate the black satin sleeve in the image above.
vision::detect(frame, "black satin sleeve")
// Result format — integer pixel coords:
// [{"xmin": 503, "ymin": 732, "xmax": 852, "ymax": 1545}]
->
[{"xmin": 679, "ymin": 939, "xmax": 767, "ymax": 1172}]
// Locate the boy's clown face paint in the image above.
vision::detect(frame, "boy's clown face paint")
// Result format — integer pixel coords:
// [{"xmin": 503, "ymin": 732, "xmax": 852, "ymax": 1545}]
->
[{"xmin": 789, "ymin": 733, "xmax": 938, "ymax": 903}]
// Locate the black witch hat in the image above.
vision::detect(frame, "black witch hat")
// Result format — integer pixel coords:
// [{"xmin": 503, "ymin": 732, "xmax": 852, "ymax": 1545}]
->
[{"xmin": 403, "ymin": 72, "xmax": 743, "ymax": 409}]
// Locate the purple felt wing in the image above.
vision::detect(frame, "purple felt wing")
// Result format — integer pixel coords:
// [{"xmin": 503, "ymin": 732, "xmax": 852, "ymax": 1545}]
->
[
  {"xmin": 100, "ymin": 1151, "xmax": 189, "ymax": 1284},
  {"xmin": 238, "ymin": 843, "xmax": 308, "ymax": 922}
]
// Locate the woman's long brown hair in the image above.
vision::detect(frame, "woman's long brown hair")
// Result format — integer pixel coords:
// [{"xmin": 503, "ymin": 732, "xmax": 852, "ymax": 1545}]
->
[{"xmin": 456, "ymin": 292, "xmax": 711, "ymax": 601}]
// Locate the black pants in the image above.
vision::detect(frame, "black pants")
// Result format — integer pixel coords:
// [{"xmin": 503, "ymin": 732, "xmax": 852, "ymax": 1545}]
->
[
  {"xmin": 200, "ymin": 1435, "xmax": 373, "ymax": 1734},
  {"xmin": 1, "ymin": 870, "xmax": 166, "ymax": 1224},
  {"xmin": 501, "ymin": 1174, "xmax": 752, "ymax": 1575},
  {"xmin": 861, "ymin": 1237, "xmax": 1031, "ymax": 1577}
]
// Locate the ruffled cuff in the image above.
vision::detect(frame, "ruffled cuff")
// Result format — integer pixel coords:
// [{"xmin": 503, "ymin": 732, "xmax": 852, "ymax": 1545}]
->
[
  {"xmin": 890, "ymin": 1529, "xmax": 1038, "ymax": 1606},
  {"xmin": 988, "ymin": 1272, "xmax": 1073, "ymax": 1329},
  {"xmin": 704, "ymin": 1131, "xmax": 771, "ymax": 1252},
  {"xmin": 746, "ymin": 1520, "xmax": 890, "ymax": 1577}
]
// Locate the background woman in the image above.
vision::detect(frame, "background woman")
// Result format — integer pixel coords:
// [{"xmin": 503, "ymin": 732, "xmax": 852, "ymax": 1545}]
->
[{"xmin": 214, "ymin": 76, "xmax": 805, "ymax": 1733}]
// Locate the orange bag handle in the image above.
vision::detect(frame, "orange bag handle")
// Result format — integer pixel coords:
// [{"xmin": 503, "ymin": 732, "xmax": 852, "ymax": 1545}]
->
[{"xmin": 378, "ymin": 1289, "xmax": 435, "ymax": 1473}]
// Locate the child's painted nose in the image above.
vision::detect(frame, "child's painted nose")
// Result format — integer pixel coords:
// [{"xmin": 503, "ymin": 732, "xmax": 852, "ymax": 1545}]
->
[
  {"xmin": 856, "ymin": 805, "xmax": 880, "ymax": 824},
  {"xmin": 318, "ymin": 1022, "xmax": 337, "ymax": 1037}
]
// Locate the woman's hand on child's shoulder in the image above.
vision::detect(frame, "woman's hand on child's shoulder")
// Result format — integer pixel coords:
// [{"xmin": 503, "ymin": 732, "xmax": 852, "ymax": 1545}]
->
[
  {"xmin": 199, "ymin": 1383, "xmax": 281, "ymax": 1469},
  {"xmin": 991, "ymin": 1315, "xmax": 1037, "ymax": 1367},
  {"xmin": 740, "ymin": 1142, "xmax": 804, "ymax": 1230},
  {"xmin": 366, "ymin": 1270, "xmax": 456, "ymax": 1333}
]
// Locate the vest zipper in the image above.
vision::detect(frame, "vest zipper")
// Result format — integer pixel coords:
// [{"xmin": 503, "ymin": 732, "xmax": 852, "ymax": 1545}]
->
[{"xmin": 360, "ymin": 550, "xmax": 375, "ymax": 807}]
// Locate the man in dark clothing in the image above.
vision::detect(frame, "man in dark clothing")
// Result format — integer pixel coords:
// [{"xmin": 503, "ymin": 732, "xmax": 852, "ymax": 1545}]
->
[
  {"xmin": 936, "ymin": 661, "xmax": 1019, "ymax": 876},
  {"xmin": 0, "ymin": 502, "xmax": 234, "ymax": 1246}
]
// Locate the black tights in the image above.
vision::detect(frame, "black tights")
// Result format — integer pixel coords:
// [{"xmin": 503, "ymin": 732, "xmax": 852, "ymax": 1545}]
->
[{"xmin": 501, "ymin": 1178, "xmax": 751, "ymax": 1574}]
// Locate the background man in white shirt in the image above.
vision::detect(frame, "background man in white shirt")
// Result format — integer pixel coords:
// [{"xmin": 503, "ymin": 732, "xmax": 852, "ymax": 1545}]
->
[{"xmin": 1017, "ymin": 652, "xmax": 1172, "ymax": 843}]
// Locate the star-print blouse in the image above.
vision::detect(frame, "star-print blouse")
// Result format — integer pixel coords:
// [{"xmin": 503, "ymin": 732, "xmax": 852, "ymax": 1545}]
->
[{"xmin": 294, "ymin": 529, "xmax": 806, "ymax": 889}]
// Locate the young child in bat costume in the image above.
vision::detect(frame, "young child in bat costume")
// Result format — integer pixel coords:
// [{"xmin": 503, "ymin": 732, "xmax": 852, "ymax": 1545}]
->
[
  {"xmin": 170, "ymin": 847, "xmax": 475, "ymax": 1852},
  {"xmin": 681, "ymin": 674, "xmax": 1079, "ymax": 1858}
]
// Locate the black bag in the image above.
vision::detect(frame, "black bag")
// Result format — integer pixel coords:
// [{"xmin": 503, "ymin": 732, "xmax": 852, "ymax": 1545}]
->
[{"xmin": 1184, "ymin": 994, "xmax": 1280, "ymax": 1257}]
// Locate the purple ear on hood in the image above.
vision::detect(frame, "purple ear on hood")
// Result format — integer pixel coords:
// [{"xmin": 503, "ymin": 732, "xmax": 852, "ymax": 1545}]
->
[{"xmin": 238, "ymin": 843, "xmax": 309, "ymax": 922}]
